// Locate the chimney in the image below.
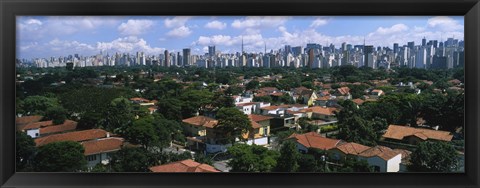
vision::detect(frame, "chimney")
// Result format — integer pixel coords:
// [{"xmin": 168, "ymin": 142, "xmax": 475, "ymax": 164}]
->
[{"xmin": 106, "ymin": 132, "xmax": 110, "ymax": 138}]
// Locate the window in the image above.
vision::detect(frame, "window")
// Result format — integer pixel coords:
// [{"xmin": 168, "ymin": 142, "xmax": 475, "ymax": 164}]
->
[
  {"xmin": 35, "ymin": 133, "xmax": 39, "ymax": 137},
  {"xmin": 86, "ymin": 155, "xmax": 97, "ymax": 161},
  {"xmin": 373, "ymin": 165, "xmax": 381, "ymax": 172}
]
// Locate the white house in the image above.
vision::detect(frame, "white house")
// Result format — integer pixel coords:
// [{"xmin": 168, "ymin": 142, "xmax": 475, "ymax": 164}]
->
[
  {"xmin": 82, "ymin": 137, "xmax": 124, "ymax": 169},
  {"xmin": 357, "ymin": 146, "xmax": 402, "ymax": 172}
]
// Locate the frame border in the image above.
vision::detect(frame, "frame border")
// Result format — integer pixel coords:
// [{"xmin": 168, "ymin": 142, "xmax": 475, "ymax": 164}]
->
[{"xmin": 1, "ymin": 0, "xmax": 479, "ymax": 187}]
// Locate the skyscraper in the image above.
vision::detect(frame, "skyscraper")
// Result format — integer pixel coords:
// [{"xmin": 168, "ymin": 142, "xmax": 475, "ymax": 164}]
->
[
  {"xmin": 208, "ymin": 46, "xmax": 216, "ymax": 57},
  {"xmin": 182, "ymin": 48, "xmax": 191, "ymax": 67},
  {"xmin": 164, "ymin": 50, "xmax": 170, "ymax": 67}
]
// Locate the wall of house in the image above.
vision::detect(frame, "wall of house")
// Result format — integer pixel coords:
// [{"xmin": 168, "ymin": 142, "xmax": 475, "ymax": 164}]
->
[
  {"xmin": 26, "ymin": 129, "xmax": 40, "ymax": 138},
  {"xmin": 206, "ymin": 143, "xmax": 231, "ymax": 154},
  {"xmin": 386, "ymin": 154, "xmax": 402, "ymax": 172},
  {"xmin": 245, "ymin": 137, "xmax": 269, "ymax": 145},
  {"xmin": 86, "ymin": 153, "xmax": 109, "ymax": 169},
  {"xmin": 183, "ymin": 124, "xmax": 206, "ymax": 137},
  {"xmin": 361, "ymin": 156, "xmax": 387, "ymax": 172},
  {"xmin": 295, "ymin": 142, "xmax": 309, "ymax": 153}
]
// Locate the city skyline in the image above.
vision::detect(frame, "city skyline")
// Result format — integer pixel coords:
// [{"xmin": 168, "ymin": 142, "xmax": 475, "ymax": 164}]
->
[{"xmin": 17, "ymin": 16, "xmax": 464, "ymax": 59}]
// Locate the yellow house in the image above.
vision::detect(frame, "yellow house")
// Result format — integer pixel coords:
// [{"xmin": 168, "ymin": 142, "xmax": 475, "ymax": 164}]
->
[
  {"xmin": 182, "ymin": 116, "xmax": 217, "ymax": 137},
  {"xmin": 241, "ymin": 114, "xmax": 273, "ymax": 145}
]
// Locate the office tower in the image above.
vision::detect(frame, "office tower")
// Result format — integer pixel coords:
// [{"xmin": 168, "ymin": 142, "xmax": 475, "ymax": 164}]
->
[
  {"xmin": 393, "ymin": 43, "xmax": 399, "ymax": 54},
  {"xmin": 182, "ymin": 48, "xmax": 191, "ymax": 67},
  {"xmin": 292, "ymin": 46, "xmax": 302, "ymax": 56},
  {"xmin": 364, "ymin": 45, "xmax": 375, "ymax": 68},
  {"xmin": 208, "ymin": 46, "xmax": 216, "ymax": 57},
  {"xmin": 164, "ymin": 50, "xmax": 170, "ymax": 67},
  {"xmin": 285, "ymin": 45, "xmax": 292, "ymax": 55},
  {"xmin": 415, "ymin": 47, "xmax": 427, "ymax": 69},
  {"xmin": 177, "ymin": 52, "xmax": 182, "ymax": 66},
  {"xmin": 422, "ymin": 37, "xmax": 427, "ymax": 46},
  {"xmin": 433, "ymin": 40, "xmax": 438, "ymax": 48},
  {"xmin": 263, "ymin": 55, "xmax": 271, "ymax": 68},
  {"xmin": 407, "ymin": 42, "xmax": 415, "ymax": 50},
  {"xmin": 341, "ymin": 42, "xmax": 347, "ymax": 52}
]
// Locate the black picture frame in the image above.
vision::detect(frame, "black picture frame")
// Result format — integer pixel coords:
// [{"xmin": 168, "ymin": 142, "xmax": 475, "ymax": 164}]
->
[{"xmin": 1, "ymin": 0, "xmax": 479, "ymax": 187}]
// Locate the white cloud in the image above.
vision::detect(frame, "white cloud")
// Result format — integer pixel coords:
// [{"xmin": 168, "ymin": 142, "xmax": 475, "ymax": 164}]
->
[
  {"xmin": 164, "ymin": 16, "xmax": 191, "ymax": 28},
  {"xmin": 25, "ymin": 19, "xmax": 43, "ymax": 26},
  {"xmin": 231, "ymin": 16, "xmax": 289, "ymax": 29},
  {"xmin": 118, "ymin": 19, "xmax": 154, "ymax": 35},
  {"xmin": 369, "ymin": 24, "xmax": 409, "ymax": 36},
  {"xmin": 427, "ymin": 16, "xmax": 463, "ymax": 31},
  {"xmin": 96, "ymin": 36, "xmax": 164, "ymax": 55},
  {"xmin": 204, "ymin": 20, "xmax": 226, "ymax": 30},
  {"xmin": 166, "ymin": 26, "xmax": 192, "ymax": 38},
  {"xmin": 48, "ymin": 38, "xmax": 95, "ymax": 52},
  {"xmin": 310, "ymin": 18, "xmax": 328, "ymax": 28}
]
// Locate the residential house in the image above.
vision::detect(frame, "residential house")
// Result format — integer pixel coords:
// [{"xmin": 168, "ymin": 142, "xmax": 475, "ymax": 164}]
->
[
  {"xmin": 334, "ymin": 86, "xmax": 351, "ymax": 100},
  {"xmin": 182, "ymin": 116, "xmax": 217, "ymax": 137},
  {"xmin": 16, "ymin": 115, "xmax": 43, "ymax": 128},
  {"xmin": 82, "ymin": 137, "xmax": 124, "ymax": 168},
  {"xmin": 370, "ymin": 89, "xmax": 384, "ymax": 99},
  {"xmin": 352, "ymin": 98, "xmax": 365, "ymax": 107},
  {"xmin": 292, "ymin": 87, "xmax": 318, "ymax": 106},
  {"xmin": 382, "ymin": 125, "xmax": 454, "ymax": 145},
  {"xmin": 302, "ymin": 106, "xmax": 338, "ymax": 122},
  {"xmin": 329, "ymin": 142, "xmax": 371, "ymax": 161},
  {"xmin": 357, "ymin": 146, "xmax": 402, "ymax": 172},
  {"xmin": 235, "ymin": 102, "xmax": 257, "ymax": 115},
  {"xmin": 287, "ymin": 132, "xmax": 343, "ymax": 153},
  {"xmin": 232, "ymin": 95, "xmax": 253, "ymax": 104},
  {"xmin": 241, "ymin": 114, "xmax": 273, "ymax": 145},
  {"xmin": 34, "ymin": 129, "xmax": 110, "ymax": 147},
  {"xmin": 393, "ymin": 149, "xmax": 412, "ymax": 172},
  {"xmin": 17, "ymin": 120, "xmax": 78, "ymax": 138},
  {"xmin": 149, "ymin": 159, "xmax": 220, "ymax": 172}
]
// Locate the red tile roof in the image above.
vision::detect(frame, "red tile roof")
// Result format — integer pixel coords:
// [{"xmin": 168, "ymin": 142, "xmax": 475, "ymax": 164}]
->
[
  {"xmin": 382, "ymin": 125, "xmax": 453, "ymax": 142},
  {"xmin": 35, "ymin": 129, "xmax": 109, "ymax": 146},
  {"xmin": 352, "ymin": 98, "xmax": 365, "ymax": 105},
  {"xmin": 149, "ymin": 159, "xmax": 220, "ymax": 172},
  {"xmin": 335, "ymin": 142, "xmax": 371, "ymax": 155},
  {"xmin": 16, "ymin": 115, "xmax": 43, "ymax": 126},
  {"xmin": 182, "ymin": 116, "xmax": 218, "ymax": 128},
  {"xmin": 358, "ymin": 146, "xmax": 400, "ymax": 160},
  {"xmin": 39, "ymin": 120, "xmax": 78, "ymax": 135},
  {"xmin": 21, "ymin": 120, "xmax": 53, "ymax": 130},
  {"xmin": 307, "ymin": 106, "xmax": 337, "ymax": 116},
  {"xmin": 248, "ymin": 114, "xmax": 273, "ymax": 122},
  {"xmin": 130, "ymin": 97, "xmax": 150, "ymax": 102},
  {"xmin": 288, "ymin": 132, "xmax": 342, "ymax": 150},
  {"xmin": 337, "ymin": 87, "xmax": 350, "ymax": 95},
  {"xmin": 81, "ymin": 137, "xmax": 124, "ymax": 156}
]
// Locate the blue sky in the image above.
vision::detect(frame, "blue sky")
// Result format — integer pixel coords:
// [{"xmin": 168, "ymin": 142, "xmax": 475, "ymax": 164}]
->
[{"xmin": 16, "ymin": 16, "xmax": 464, "ymax": 59}]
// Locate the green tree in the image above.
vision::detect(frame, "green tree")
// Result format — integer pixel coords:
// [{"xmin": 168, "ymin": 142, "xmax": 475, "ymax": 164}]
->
[
  {"xmin": 16, "ymin": 131, "xmax": 37, "ymax": 171},
  {"xmin": 103, "ymin": 97, "xmax": 135, "ymax": 134},
  {"xmin": 157, "ymin": 98, "xmax": 183, "ymax": 121},
  {"xmin": 33, "ymin": 141, "xmax": 87, "ymax": 172},
  {"xmin": 22, "ymin": 95, "xmax": 60, "ymax": 115},
  {"xmin": 124, "ymin": 117, "xmax": 160, "ymax": 149},
  {"xmin": 408, "ymin": 142, "xmax": 458, "ymax": 172},
  {"xmin": 43, "ymin": 106, "xmax": 67, "ymax": 125},
  {"xmin": 110, "ymin": 147, "xmax": 156, "ymax": 172},
  {"xmin": 336, "ymin": 156, "xmax": 372, "ymax": 172},
  {"xmin": 275, "ymin": 141, "xmax": 300, "ymax": 172},
  {"xmin": 245, "ymin": 80, "xmax": 260, "ymax": 91},
  {"xmin": 227, "ymin": 144, "xmax": 279, "ymax": 172},
  {"xmin": 215, "ymin": 107, "xmax": 252, "ymax": 144}
]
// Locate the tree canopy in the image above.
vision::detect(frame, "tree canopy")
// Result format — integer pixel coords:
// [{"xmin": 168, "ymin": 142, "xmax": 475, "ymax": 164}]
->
[{"xmin": 33, "ymin": 141, "xmax": 87, "ymax": 172}]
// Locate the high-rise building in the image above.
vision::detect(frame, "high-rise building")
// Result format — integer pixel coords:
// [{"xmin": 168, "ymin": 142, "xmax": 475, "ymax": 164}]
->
[
  {"xmin": 164, "ymin": 50, "xmax": 170, "ymax": 67},
  {"xmin": 422, "ymin": 37, "xmax": 427, "ymax": 47},
  {"xmin": 364, "ymin": 45, "xmax": 375, "ymax": 68},
  {"xmin": 415, "ymin": 47, "xmax": 427, "ymax": 69},
  {"xmin": 393, "ymin": 43, "xmax": 399, "ymax": 54},
  {"xmin": 182, "ymin": 48, "xmax": 191, "ymax": 67},
  {"xmin": 208, "ymin": 46, "xmax": 216, "ymax": 57},
  {"xmin": 407, "ymin": 42, "xmax": 415, "ymax": 50}
]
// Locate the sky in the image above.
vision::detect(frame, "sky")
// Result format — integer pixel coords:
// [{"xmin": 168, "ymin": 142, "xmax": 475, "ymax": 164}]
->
[{"xmin": 16, "ymin": 16, "xmax": 464, "ymax": 59}]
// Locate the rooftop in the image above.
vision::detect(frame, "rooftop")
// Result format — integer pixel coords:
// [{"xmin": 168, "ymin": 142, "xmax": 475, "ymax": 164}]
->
[
  {"xmin": 383, "ymin": 125, "xmax": 453, "ymax": 142},
  {"xmin": 149, "ymin": 159, "xmax": 220, "ymax": 172}
]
